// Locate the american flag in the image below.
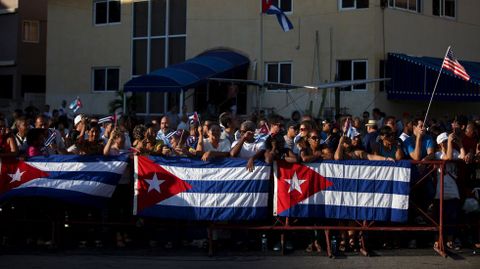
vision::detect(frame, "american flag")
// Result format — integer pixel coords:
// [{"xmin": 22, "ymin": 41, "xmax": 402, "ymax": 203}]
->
[{"xmin": 442, "ymin": 48, "xmax": 470, "ymax": 81}]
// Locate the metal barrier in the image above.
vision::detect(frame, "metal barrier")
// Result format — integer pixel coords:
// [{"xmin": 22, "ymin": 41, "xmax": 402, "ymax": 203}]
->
[{"xmin": 0, "ymin": 159, "xmax": 470, "ymax": 258}]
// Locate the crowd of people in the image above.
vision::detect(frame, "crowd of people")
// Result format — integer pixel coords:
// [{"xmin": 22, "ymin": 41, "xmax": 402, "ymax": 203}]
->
[{"xmin": 1, "ymin": 103, "xmax": 480, "ymax": 252}]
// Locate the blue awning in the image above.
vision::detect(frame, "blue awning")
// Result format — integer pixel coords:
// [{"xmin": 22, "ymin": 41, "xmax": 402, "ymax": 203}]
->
[
  {"xmin": 124, "ymin": 49, "xmax": 249, "ymax": 93},
  {"xmin": 386, "ymin": 53, "xmax": 480, "ymax": 101}
]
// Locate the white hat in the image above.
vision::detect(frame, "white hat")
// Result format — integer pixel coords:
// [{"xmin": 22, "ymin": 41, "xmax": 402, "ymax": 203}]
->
[
  {"xmin": 74, "ymin": 114, "xmax": 83, "ymax": 126},
  {"xmin": 436, "ymin": 132, "xmax": 448, "ymax": 144}
]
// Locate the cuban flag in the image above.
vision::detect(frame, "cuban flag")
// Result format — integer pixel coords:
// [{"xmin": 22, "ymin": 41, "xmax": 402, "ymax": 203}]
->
[
  {"xmin": 262, "ymin": 0, "xmax": 293, "ymax": 32},
  {"xmin": 0, "ymin": 155, "xmax": 129, "ymax": 206},
  {"xmin": 68, "ymin": 97, "xmax": 83, "ymax": 113},
  {"xmin": 274, "ymin": 160, "xmax": 411, "ymax": 222},
  {"xmin": 188, "ymin": 112, "xmax": 200, "ymax": 125},
  {"xmin": 134, "ymin": 156, "xmax": 271, "ymax": 221}
]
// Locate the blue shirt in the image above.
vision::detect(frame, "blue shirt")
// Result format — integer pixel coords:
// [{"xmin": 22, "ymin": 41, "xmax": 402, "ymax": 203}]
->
[{"xmin": 403, "ymin": 135, "xmax": 435, "ymax": 159}]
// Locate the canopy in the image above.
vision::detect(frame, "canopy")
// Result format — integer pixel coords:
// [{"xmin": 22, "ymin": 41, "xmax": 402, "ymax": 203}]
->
[
  {"xmin": 386, "ymin": 53, "xmax": 480, "ymax": 101},
  {"xmin": 124, "ymin": 49, "xmax": 249, "ymax": 93}
]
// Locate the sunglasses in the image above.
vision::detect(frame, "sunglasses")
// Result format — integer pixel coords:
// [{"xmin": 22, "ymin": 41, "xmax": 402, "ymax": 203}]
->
[
  {"xmin": 309, "ymin": 136, "xmax": 320, "ymax": 141},
  {"xmin": 300, "ymin": 128, "xmax": 307, "ymax": 131}
]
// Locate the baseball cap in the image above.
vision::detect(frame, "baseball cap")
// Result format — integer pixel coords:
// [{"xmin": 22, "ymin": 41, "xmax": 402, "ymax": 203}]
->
[
  {"xmin": 74, "ymin": 114, "xmax": 83, "ymax": 126},
  {"xmin": 436, "ymin": 132, "xmax": 448, "ymax": 144}
]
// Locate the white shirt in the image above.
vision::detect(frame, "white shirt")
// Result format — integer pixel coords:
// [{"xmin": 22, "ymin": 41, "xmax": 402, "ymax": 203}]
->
[
  {"xmin": 434, "ymin": 150, "xmax": 460, "ymax": 200},
  {"xmin": 231, "ymin": 139, "xmax": 266, "ymax": 159},
  {"xmin": 203, "ymin": 138, "xmax": 231, "ymax": 153}
]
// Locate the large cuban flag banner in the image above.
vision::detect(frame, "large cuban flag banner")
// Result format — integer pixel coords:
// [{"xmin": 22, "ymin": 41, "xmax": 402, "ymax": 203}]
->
[
  {"xmin": 274, "ymin": 160, "xmax": 411, "ymax": 222},
  {"xmin": 0, "ymin": 155, "xmax": 129, "ymax": 205},
  {"xmin": 134, "ymin": 156, "xmax": 271, "ymax": 221}
]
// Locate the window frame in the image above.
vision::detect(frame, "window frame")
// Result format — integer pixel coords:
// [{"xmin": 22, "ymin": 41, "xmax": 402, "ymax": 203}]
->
[
  {"xmin": 22, "ymin": 20, "xmax": 40, "ymax": 43},
  {"xmin": 265, "ymin": 61, "xmax": 293, "ymax": 91},
  {"xmin": 351, "ymin": 60, "xmax": 368, "ymax": 92},
  {"xmin": 131, "ymin": 0, "xmax": 187, "ymax": 116},
  {"xmin": 272, "ymin": 0, "xmax": 293, "ymax": 14},
  {"xmin": 91, "ymin": 67, "xmax": 120, "ymax": 93},
  {"xmin": 388, "ymin": 0, "xmax": 422, "ymax": 13},
  {"xmin": 93, "ymin": 0, "xmax": 121, "ymax": 26},
  {"xmin": 336, "ymin": 59, "xmax": 368, "ymax": 92},
  {"xmin": 433, "ymin": 0, "xmax": 456, "ymax": 19},
  {"xmin": 339, "ymin": 0, "xmax": 368, "ymax": 11}
]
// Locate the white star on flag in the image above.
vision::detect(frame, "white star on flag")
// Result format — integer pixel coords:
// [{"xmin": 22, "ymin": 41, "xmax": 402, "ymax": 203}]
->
[
  {"xmin": 284, "ymin": 172, "xmax": 306, "ymax": 194},
  {"xmin": 8, "ymin": 168, "xmax": 25, "ymax": 183},
  {"xmin": 145, "ymin": 173, "xmax": 165, "ymax": 193}
]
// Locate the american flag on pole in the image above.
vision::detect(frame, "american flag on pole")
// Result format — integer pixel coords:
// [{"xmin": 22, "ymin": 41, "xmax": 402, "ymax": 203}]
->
[{"xmin": 442, "ymin": 48, "xmax": 470, "ymax": 81}]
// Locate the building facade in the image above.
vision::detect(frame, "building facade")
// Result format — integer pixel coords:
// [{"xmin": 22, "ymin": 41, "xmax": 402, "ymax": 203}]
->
[
  {"xmin": 0, "ymin": 0, "xmax": 47, "ymax": 112},
  {"xmin": 46, "ymin": 0, "xmax": 480, "ymax": 118}
]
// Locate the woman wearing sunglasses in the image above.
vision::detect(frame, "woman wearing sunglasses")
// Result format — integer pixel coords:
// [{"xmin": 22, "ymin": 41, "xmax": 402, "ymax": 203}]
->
[{"xmin": 373, "ymin": 126, "xmax": 404, "ymax": 161}]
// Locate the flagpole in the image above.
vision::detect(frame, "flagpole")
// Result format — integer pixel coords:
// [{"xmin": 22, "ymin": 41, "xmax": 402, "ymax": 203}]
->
[
  {"xmin": 259, "ymin": 8, "xmax": 264, "ymax": 111},
  {"xmin": 423, "ymin": 46, "xmax": 450, "ymax": 125}
]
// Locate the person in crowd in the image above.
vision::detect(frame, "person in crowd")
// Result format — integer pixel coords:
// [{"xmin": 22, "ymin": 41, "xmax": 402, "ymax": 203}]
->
[
  {"xmin": 399, "ymin": 118, "xmax": 413, "ymax": 142},
  {"xmin": 403, "ymin": 119, "xmax": 435, "ymax": 161},
  {"xmin": 284, "ymin": 122, "xmax": 299, "ymax": 151},
  {"xmin": 104, "ymin": 128, "xmax": 126, "ymax": 156},
  {"xmin": 433, "ymin": 132, "xmax": 465, "ymax": 250},
  {"xmin": 200, "ymin": 119, "xmax": 215, "ymax": 139},
  {"xmin": 230, "ymin": 120, "xmax": 266, "ymax": 172},
  {"xmin": 219, "ymin": 112, "xmax": 237, "ymax": 144},
  {"xmin": 78, "ymin": 123, "xmax": 103, "ymax": 155},
  {"xmin": 299, "ymin": 129, "xmax": 333, "ymax": 163},
  {"xmin": 335, "ymin": 132, "xmax": 393, "ymax": 161},
  {"xmin": 372, "ymin": 108, "xmax": 385, "ymax": 128},
  {"xmin": 0, "ymin": 119, "xmax": 18, "ymax": 156},
  {"xmin": 320, "ymin": 119, "xmax": 339, "ymax": 151},
  {"xmin": 166, "ymin": 105, "xmax": 180, "ymax": 129},
  {"xmin": 101, "ymin": 121, "xmax": 114, "ymax": 145},
  {"xmin": 363, "ymin": 120, "xmax": 379, "ymax": 154},
  {"xmin": 132, "ymin": 124, "xmax": 148, "ymax": 155},
  {"xmin": 373, "ymin": 126, "xmax": 404, "ymax": 161},
  {"xmin": 156, "ymin": 116, "xmax": 172, "ymax": 140},
  {"xmin": 14, "ymin": 117, "xmax": 29, "ymax": 154},
  {"xmin": 290, "ymin": 110, "xmax": 301, "ymax": 125},
  {"xmin": 26, "ymin": 128, "xmax": 45, "ymax": 157},
  {"xmin": 196, "ymin": 123, "xmax": 231, "ymax": 161},
  {"xmin": 384, "ymin": 116, "xmax": 398, "ymax": 135},
  {"xmin": 293, "ymin": 120, "xmax": 313, "ymax": 155}
]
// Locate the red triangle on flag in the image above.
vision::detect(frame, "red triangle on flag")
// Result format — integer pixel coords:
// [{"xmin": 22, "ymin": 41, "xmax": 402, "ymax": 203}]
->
[
  {"xmin": 275, "ymin": 161, "xmax": 333, "ymax": 215},
  {"xmin": 0, "ymin": 158, "xmax": 50, "ymax": 195},
  {"xmin": 136, "ymin": 156, "xmax": 192, "ymax": 213}
]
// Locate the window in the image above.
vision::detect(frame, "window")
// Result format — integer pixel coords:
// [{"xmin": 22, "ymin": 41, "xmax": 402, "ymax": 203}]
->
[
  {"xmin": 388, "ymin": 0, "xmax": 421, "ymax": 13},
  {"xmin": 433, "ymin": 0, "xmax": 455, "ymax": 18},
  {"xmin": 337, "ymin": 60, "xmax": 368, "ymax": 91},
  {"xmin": 22, "ymin": 20, "xmax": 39, "ymax": 43},
  {"xmin": 272, "ymin": 0, "xmax": 292, "ymax": 13},
  {"xmin": 132, "ymin": 0, "xmax": 186, "ymax": 115},
  {"xmin": 265, "ymin": 62, "xmax": 292, "ymax": 89},
  {"xmin": 0, "ymin": 75, "xmax": 13, "ymax": 99},
  {"xmin": 94, "ymin": 0, "xmax": 121, "ymax": 25},
  {"xmin": 92, "ymin": 67, "xmax": 119, "ymax": 92},
  {"xmin": 339, "ymin": 0, "xmax": 369, "ymax": 10}
]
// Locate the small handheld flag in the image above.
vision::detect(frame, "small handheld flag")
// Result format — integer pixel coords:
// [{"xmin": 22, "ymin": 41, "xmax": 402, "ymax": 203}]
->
[{"xmin": 69, "ymin": 97, "xmax": 83, "ymax": 113}]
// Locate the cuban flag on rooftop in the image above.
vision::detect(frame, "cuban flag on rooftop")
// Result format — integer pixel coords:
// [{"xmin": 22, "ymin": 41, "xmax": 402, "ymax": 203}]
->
[{"xmin": 262, "ymin": 0, "xmax": 294, "ymax": 32}]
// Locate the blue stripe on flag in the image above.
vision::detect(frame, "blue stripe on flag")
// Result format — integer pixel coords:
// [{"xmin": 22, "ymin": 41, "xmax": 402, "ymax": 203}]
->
[
  {"xmin": 138, "ymin": 205, "xmax": 268, "ymax": 221},
  {"xmin": 0, "ymin": 188, "xmax": 110, "ymax": 208},
  {"xmin": 45, "ymin": 171, "xmax": 122, "ymax": 185},
  {"xmin": 280, "ymin": 204, "xmax": 408, "ymax": 222},
  {"xmin": 326, "ymin": 178, "xmax": 410, "ymax": 196},
  {"xmin": 184, "ymin": 180, "xmax": 269, "ymax": 193},
  {"xmin": 319, "ymin": 159, "xmax": 412, "ymax": 169}
]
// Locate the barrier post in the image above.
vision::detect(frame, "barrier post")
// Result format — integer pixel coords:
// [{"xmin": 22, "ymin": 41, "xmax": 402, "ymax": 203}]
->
[{"xmin": 436, "ymin": 162, "xmax": 447, "ymax": 257}]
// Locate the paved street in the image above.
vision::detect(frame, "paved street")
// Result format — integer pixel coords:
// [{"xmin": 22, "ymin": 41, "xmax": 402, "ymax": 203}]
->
[{"xmin": 1, "ymin": 249, "xmax": 480, "ymax": 269}]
